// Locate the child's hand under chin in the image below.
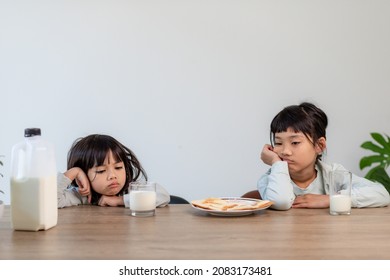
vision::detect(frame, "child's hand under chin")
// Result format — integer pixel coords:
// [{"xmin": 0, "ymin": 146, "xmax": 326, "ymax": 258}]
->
[{"xmin": 260, "ymin": 144, "xmax": 282, "ymax": 166}]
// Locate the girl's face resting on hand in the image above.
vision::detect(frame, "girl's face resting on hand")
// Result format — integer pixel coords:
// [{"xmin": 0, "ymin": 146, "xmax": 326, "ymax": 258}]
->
[
  {"xmin": 87, "ymin": 150, "xmax": 126, "ymax": 196},
  {"xmin": 273, "ymin": 127, "xmax": 324, "ymax": 176}
]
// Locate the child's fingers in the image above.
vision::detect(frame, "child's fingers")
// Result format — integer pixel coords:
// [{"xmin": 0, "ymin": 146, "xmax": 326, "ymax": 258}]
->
[{"xmin": 76, "ymin": 178, "xmax": 90, "ymax": 197}]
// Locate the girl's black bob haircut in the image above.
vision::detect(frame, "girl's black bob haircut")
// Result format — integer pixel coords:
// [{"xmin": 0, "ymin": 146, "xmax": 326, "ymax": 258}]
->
[{"xmin": 270, "ymin": 102, "xmax": 328, "ymax": 147}]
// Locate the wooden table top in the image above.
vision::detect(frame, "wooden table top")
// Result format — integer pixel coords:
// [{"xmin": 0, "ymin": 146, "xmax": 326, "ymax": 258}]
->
[{"xmin": 1, "ymin": 204, "xmax": 390, "ymax": 260}]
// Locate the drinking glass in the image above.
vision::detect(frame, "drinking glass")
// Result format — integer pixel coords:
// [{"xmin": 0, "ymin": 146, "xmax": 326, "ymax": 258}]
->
[
  {"xmin": 129, "ymin": 182, "xmax": 157, "ymax": 217},
  {"xmin": 329, "ymin": 170, "xmax": 352, "ymax": 215}
]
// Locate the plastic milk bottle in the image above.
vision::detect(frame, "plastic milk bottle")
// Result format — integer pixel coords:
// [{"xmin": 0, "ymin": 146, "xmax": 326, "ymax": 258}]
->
[{"xmin": 10, "ymin": 128, "xmax": 58, "ymax": 231}]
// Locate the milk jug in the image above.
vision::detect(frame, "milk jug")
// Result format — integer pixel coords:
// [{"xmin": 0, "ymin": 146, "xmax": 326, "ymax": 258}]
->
[{"xmin": 10, "ymin": 128, "xmax": 58, "ymax": 231}]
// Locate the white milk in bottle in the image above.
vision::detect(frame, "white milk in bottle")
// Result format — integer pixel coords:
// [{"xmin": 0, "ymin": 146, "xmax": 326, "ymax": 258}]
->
[{"xmin": 10, "ymin": 128, "xmax": 58, "ymax": 231}]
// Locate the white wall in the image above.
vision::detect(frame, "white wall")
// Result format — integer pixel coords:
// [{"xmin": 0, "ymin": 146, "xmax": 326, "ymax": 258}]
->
[{"xmin": 1, "ymin": 0, "xmax": 389, "ymax": 205}]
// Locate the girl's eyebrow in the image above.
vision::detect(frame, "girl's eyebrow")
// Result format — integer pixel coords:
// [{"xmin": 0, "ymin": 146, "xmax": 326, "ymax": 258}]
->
[{"xmin": 289, "ymin": 134, "xmax": 305, "ymax": 139}]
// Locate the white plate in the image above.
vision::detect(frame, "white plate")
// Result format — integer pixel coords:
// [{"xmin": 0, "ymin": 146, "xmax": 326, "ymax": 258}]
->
[{"xmin": 190, "ymin": 197, "xmax": 272, "ymax": 217}]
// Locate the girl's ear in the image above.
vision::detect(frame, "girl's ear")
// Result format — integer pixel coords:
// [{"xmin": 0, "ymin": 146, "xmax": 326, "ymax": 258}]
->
[{"xmin": 315, "ymin": 137, "xmax": 327, "ymax": 154}]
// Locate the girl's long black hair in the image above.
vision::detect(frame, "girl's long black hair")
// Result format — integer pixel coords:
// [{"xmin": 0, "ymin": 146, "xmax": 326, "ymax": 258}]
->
[{"xmin": 67, "ymin": 134, "xmax": 147, "ymax": 204}]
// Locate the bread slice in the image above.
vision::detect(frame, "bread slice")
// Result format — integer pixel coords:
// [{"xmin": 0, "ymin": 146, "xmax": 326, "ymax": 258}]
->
[{"xmin": 191, "ymin": 197, "xmax": 273, "ymax": 211}]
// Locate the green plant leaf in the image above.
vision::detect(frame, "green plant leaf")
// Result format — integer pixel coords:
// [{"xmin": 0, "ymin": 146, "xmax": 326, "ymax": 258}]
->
[
  {"xmin": 360, "ymin": 155, "xmax": 386, "ymax": 170},
  {"xmin": 0, "ymin": 157, "xmax": 3, "ymax": 193},
  {"xmin": 369, "ymin": 133, "xmax": 390, "ymax": 156},
  {"xmin": 360, "ymin": 133, "xmax": 390, "ymax": 194},
  {"xmin": 369, "ymin": 133, "xmax": 390, "ymax": 168},
  {"xmin": 361, "ymin": 141, "xmax": 386, "ymax": 154},
  {"xmin": 371, "ymin": 132, "xmax": 390, "ymax": 153}
]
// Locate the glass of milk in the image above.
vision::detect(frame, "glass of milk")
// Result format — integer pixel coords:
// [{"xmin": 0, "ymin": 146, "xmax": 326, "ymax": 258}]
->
[
  {"xmin": 329, "ymin": 170, "xmax": 352, "ymax": 215},
  {"xmin": 129, "ymin": 182, "xmax": 157, "ymax": 217}
]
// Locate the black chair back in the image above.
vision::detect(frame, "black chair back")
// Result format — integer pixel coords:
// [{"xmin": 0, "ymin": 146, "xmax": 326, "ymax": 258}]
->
[{"xmin": 169, "ymin": 195, "xmax": 189, "ymax": 204}]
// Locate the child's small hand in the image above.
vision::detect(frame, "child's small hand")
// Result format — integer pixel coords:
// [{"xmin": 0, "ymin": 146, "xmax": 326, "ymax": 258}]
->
[
  {"xmin": 64, "ymin": 167, "xmax": 91, "ymax": 203},
  {"xmin": 76, "ymin": 174, "xmax": 91, "ymax": 203},
  {"xmin": 292, "ymin": 194, "xmax": 330, "ymax": 208},
  {"xmin": 98, "ymin": 195, "xmax": 124, "ymax": 207},
  {"xmin": 260, "ymin": 144, "xmax": 282, "ymax": 166}
]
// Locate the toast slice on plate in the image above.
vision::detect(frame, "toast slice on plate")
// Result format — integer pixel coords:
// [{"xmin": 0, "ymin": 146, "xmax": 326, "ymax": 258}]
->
[{"xmin": 191, "ymin": 197, "xmax": 273, "ymax": 211}]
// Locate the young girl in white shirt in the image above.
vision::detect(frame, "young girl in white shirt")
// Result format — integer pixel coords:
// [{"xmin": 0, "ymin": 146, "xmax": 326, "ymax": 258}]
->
[
  {"xmin": 257, "ymin": 102, "xmax": 390, "ymax": 210},
  {"xmin": 57, "ymin": 134, "xmax": 170, "ymax": 208}
]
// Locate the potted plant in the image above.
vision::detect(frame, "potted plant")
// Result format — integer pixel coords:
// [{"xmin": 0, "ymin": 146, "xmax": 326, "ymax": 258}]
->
[
  {"xmin": 0, "ymin": 156, "xmax": 4, "ymax": 218},
  {"xmin": 359, "ymin": 132, "xmax": 390, "ymax": 193}
]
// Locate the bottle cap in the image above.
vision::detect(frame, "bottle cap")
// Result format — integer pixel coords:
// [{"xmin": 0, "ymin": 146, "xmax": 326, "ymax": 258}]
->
[{"xmin": 24, "ymin": 128, "xmax": 41, "ymax": 137}]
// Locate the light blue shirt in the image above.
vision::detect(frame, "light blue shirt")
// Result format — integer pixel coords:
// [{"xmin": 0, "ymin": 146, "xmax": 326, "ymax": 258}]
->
[{"xmin": 257, "ymin": 161, "xmax": 390, "ymax": 210}]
